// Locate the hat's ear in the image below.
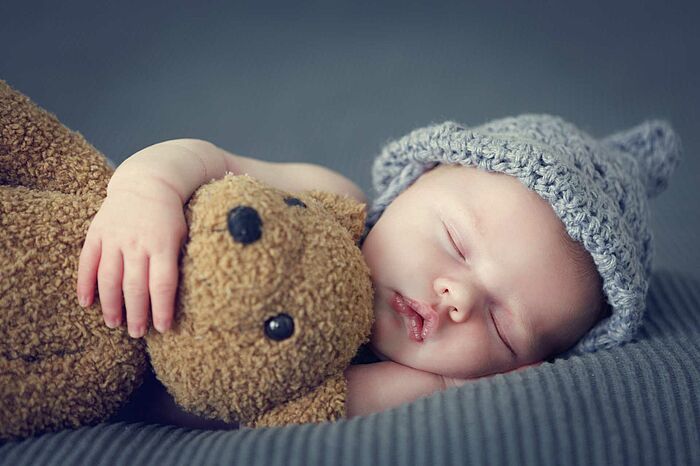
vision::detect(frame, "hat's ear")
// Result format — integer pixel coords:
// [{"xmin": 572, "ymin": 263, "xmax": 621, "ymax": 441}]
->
[{"xmin": 601, "ymin": 120, "xmax": 682, "ymax": 198}]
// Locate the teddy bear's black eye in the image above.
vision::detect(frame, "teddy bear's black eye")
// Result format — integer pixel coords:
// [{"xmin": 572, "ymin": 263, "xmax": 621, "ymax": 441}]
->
[
  {"xmin": 264, "ymin": 313, "xmax": 295, "ymax": 341},
  {"xmin": 227, "ymin": 206, "xmax": 262, "ymax": 244},
  {"xmin": 284, "ymin": 197, "xmax": 306, "ymax": 208}
]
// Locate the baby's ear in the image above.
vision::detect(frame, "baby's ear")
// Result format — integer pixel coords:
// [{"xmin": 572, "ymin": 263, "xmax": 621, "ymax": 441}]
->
[{"xmin": 307, "ymin": 191, "xmax": 367, "ymax": 243}]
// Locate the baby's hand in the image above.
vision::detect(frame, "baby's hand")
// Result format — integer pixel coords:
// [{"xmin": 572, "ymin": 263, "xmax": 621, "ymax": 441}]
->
[{"xmin": 76, "ymin": 178, "xmax": 188, "ymax": 337}]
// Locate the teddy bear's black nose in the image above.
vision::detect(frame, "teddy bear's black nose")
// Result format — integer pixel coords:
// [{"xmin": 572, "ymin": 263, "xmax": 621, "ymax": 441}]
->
[{"xmin": 227, "ymin": 206, "xmax": 262, "ymax": 244}]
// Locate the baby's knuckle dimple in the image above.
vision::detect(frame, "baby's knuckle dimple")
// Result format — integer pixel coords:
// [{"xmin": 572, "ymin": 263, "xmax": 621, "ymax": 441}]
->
[{"xmin": 124, "ymin": 236, "xmax": 143, "ymax": 252}]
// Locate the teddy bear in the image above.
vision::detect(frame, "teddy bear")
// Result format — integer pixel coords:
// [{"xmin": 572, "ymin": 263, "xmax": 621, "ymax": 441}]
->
[{"xmin": 0, "ymin": 80, "xmax": 374, "ymax": 440}]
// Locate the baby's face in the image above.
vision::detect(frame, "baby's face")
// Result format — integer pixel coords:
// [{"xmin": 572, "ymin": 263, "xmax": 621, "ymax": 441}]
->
[{"xmin": 362, "ymin": 164, "xmax": 602, "ymax": 379}]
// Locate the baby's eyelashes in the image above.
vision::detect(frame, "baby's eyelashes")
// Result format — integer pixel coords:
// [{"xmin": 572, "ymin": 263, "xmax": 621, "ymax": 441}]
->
[{"xmin": 443, "ymin": 222, "xmax": 465, "ymax": 260}]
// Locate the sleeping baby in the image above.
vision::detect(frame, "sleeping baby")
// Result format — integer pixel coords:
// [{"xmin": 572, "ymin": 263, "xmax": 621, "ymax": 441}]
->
[{"xmin": 76, "ymin": 114, "xmax": 680, "ymax": 423}]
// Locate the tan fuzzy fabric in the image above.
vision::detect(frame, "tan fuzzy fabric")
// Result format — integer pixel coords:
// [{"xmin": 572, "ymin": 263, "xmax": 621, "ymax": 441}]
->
[
  {"xmin": 0, "ymin": 81, "xmax": 373, "ymax": 439},
  {"xmin": 147, "ymin": 177, "xmax": 374, "ymax": 426},
  {"xmin": 0, "ymin": 81, "xmax": 147, "ymax": 439}
]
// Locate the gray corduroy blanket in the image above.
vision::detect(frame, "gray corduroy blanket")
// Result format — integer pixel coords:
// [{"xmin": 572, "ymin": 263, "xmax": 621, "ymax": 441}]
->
[{"xmin": 1, "ymin": 268, "xmax": 698, "ymax": 466}]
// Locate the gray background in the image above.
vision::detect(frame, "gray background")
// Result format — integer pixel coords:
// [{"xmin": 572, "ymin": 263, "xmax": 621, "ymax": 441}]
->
[{"xmin": 1, "ymin": 0, "xmax": 698, "ymax": 277}]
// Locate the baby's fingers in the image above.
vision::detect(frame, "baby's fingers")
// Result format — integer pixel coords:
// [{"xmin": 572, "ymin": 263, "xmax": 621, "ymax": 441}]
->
[
  {"xmin": 122, "ymin": 250, "xmax": 151, "ymax": 338},
  {"xmin": 149, "ymin": 251, "xmax": 180, "ymax": 333},
  {"xmin": 97, "ymin": 246, "xmax": 124, "ymax": 329},
  {"xmin": 77, "ymin": 236, "xmax": 101, "ymax": 308}
]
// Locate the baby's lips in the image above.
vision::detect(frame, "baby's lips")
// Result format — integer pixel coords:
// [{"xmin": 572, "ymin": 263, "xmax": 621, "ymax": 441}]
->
[
  {"xmin": 390, "ymin": 293, "xmax": 439, "ymax": 341},
  {"xmin": 389, "ymin": 292, "xmax": 423, "ymax": 341},
  {"xmin": 402, "ymin": 296, "xmax": 439, "ymax": 340}
]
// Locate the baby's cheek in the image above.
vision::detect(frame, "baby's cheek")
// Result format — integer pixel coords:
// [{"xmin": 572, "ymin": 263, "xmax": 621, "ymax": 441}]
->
[{"xmin": 370, "ymin": 309, "xmax": 390, "ymax": 339}]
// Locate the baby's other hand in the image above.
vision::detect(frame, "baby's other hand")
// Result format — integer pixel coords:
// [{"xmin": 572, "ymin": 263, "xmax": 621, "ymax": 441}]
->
[{"xmin": 76, "ymin": 179, "xmax": 187, "ymax": 338}]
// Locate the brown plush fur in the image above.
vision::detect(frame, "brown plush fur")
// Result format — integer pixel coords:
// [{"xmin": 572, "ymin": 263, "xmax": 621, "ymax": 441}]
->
[{"xmin": 0, "ymin": 81, "xmax": 373, "ymax": 439}]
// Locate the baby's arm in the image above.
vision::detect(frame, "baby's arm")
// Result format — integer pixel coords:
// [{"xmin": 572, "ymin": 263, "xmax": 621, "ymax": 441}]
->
[
  {"xmin": 344, "ymin": 362, "xmax": 453, "ymax": 417},
  {"xmin": 77, "ymin": 139, "xmax": 365, "ymax": 337},
  {"xmin": 345, "ymin": 360, "xmax": 543, "ymax": 417}
]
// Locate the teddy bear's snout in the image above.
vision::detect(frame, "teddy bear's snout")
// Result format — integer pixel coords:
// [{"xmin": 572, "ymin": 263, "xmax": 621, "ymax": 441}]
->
[{"xmin": 227, "ymin": 206, "xmax": 263, "ymax": 244}]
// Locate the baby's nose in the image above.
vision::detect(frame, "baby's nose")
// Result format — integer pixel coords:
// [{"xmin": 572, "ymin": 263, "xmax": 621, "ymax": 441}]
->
[
  {"xmin": 227, "ymin": 205, "xmax": 263, "ymax": 244},
  {"xmin": 434, "ymin": 277, "xmax": 483, "ymax": 322}
]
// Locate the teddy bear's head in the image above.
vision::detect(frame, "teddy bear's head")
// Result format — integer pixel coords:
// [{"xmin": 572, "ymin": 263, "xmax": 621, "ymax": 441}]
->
[{"xmin": 147, "ymin": 175, "xmax": 373, "ymax": 425}]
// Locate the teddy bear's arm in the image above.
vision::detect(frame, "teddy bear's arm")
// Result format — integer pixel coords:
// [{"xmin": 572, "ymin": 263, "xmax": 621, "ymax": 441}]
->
[
  {"xmin": 0, "ymin": 186, "xmax": 148, "ymax": 440},
  {"xmin": 252, "ymin": 373, "xmax": 347, "ymax": 428}
]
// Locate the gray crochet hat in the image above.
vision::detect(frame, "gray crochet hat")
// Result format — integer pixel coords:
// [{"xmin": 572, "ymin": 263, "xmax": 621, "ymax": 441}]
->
[{"xmin": 366, "ymin": 115, "xmax": 681, "ymax": 354}]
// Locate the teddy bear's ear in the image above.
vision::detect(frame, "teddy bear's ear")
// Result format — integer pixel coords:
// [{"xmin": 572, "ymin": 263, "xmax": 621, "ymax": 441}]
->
[
  {"xmin": 0, "ymin": 80, "xmax": 113, "ymax": 196},
  {"xmin": 307, "ymin": 191, "xmax": 367, "ymax": 243}
]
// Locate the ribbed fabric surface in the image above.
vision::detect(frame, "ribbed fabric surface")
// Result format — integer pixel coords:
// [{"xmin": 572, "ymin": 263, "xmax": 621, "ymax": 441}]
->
[{"xmin": 1, "ymin": 270, "xmax": 698, "ymax": 466}]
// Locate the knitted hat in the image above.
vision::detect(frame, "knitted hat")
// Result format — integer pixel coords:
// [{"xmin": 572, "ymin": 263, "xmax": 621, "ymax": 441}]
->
[{"xmin": 366, "ymin": 115, "xmax": 681, "ymax": 354}]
